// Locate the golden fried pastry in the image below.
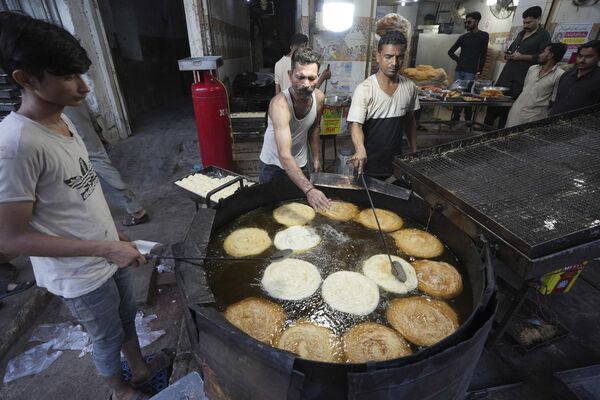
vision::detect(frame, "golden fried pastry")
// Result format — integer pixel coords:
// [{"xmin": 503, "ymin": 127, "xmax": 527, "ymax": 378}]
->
[
  {"xmin": 412, "ymin": 260, "xmax": 463, "ymax": 300},
  {"xmin": 273, "ymin": 225, "xmax": 321, "ymax": 253},
  {"xmin": 386, "ymin": 296, "xmax": 459, "ymax": 347},
  {"xmin": 318, "ymin": 200, "xmax": 359, "ymax": 222},
  {"xmin": 261, "ymin": 258, "xmax": 322, "ymax": 301},
  {"xmin": 480, "ymin": 89, "xmax": 503, "ymax": 97},
  {"xmin": 273, "ymin": 202, "xmax": 315, "ymax": 226},
  {"xmin": 342, "ymin": 322, "xmax": 412, "ymax": 363},
  {"xmin": 355, "ymin": 208, "xmax": 404, "ymax": 232},
  {"xmin": 391, "ymin": 228, "xmax": 444, "ymax": 258},
  {"xmin": 362, "ymin": 254, "xmax": 418, "ymax": 294},
  {"xmin": 224, "ymin": 297, "xmax": 285, "ymax": 345},
  {"xmin": 276, "ymin": 322, "xmax": 342, "ymax": 362},
  {"xmin": 322, "ymin": 271, "xmax": 380, "ymax": 316},
  {"xmin": 223, "ymin": 227, "xmax": 272, "ymax": 257}
]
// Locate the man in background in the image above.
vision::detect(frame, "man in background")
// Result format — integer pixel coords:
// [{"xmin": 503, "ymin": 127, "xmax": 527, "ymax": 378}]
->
[
  {"xmin": 485, "ymin": 6, "xmax": 551, "ymax": 129},
  {"xmin": 448, "ymin": 11, "xmax": 489, "ymax": 122},
  {"xmin": 274, "ymin": 33, "xmax": 331, "ymax": 95},
  {"xmin": 506, "ymin": 43, "xmax": 566, "ymax": 127},
  {"xmin": 550, "ymin": 40, "xmax": 600, "ymax": 115}
]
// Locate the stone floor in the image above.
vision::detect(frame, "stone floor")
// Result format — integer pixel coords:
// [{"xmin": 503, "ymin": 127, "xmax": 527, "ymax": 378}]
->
[{"xmin": 0, "ymin": 96, "xmax": 597, "ymax": 399}]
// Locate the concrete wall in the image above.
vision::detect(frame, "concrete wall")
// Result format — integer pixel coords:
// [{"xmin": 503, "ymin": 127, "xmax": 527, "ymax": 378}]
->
[
  {"xmin": 311, "ymin": 0, "xmax": 378, "ymax": 97},
  {"xmin": 208, "ymin": 0, "xmax": 252, "ymax": 91}
]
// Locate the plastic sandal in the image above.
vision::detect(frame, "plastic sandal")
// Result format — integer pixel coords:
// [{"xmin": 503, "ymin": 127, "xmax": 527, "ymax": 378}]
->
[{"xmin": 0, "ymin": 279, "xmax": 35, "ymax": 300}]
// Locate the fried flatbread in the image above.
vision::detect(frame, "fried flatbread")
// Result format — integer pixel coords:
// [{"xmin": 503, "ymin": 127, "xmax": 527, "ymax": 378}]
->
[
  {"xmin": 391, "ymin": 228, "xmax": 444, "ymax": 258},
  {"xmin": 412, "ymin": 260, "xmax": 463, "ymax": 300},
  {"xmin": 386, "ymin": 296, "xmax": 458, "ymax": 347},
  {"xmin": 261, "ymin": 258, "xmax": 322, "ymax": 301},
  {"xmin": 276, "ymin": 322, "xmax": 342, "ymax": 362},
  {"xmin": 322, "ymin": 271, "xmax": 380, "ymax": 316},
  {"xmin": 224, "ymin": 297, "xmax": 285, "ymax": 345},
  {"xmin": 318, "ymin": 200, "xmax": 360, "ymax": 222},
  {"xmin": 342, "ymin": 322, "xmax": 412, "ymax": 363},
  {"xmin": 273, "ymin": 225, "xmax": 321, "ymax": 253},
  {"xmin": 223, "ymin": 227, "xmax": 272, "ymax": 257},
  {"xmin": 355, "ymin": 208, "xmax": 404, "ymax": 232},
  {"xmin": 273, "ymin": 202, "xmax": 315, "ymax": 226},
  {"xmin": 362, "ymin": 254, "xmax": 418, "ymax": 294}
]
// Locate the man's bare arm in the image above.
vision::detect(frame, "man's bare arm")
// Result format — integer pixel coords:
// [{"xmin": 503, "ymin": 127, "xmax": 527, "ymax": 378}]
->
[
  {"xmin": 404, "ymin": 111, "xmax": 417, "ymax": 152},
  {"xmin": 309, "ymin": 90, "xmax": 325, "ymax": 172},
  {"xmin": 0, "ymin": 202, "xmax": 145, "ymax": 267},
  {"xmin": 275, "ymin": 83, "xmax": 282, "ymax": 95},
  {"xmin": 350, "ymin": 122, "xmax": 367, "ymax": 174}
]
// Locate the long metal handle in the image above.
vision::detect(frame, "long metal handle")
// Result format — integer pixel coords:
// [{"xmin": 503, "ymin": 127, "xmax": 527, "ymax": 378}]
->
[{"xmin": 360, "ymin": 174, "xmax": 394, "ymax": 262}]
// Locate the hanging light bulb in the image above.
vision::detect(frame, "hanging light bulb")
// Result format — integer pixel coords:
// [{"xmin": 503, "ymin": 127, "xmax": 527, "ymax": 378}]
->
[
  {"xmin": 401, "ymin": 1, "xmax": 406, "ymax": 5},
  {"xmin": 323, "ymin": 0, "xmax": 355, "ymax": 32},
  {"xmin": 487, "ymin": 0, "xmax": 497, "ymax": 5}
]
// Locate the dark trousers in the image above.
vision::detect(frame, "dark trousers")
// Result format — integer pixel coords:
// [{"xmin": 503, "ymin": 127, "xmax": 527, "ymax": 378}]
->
[{"xmin": 484, "ymin": 106, "xmax": 510, "ymax": 129}]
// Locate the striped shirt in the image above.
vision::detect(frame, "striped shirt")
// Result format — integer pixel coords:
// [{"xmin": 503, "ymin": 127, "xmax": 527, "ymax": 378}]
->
[
  {"xmin": 506, "ymin": 64, "xmax": 564, "ymax": 127},
  {"xmin": 347, "ymin": 74, "xmax": 419, "ymax": 177}
]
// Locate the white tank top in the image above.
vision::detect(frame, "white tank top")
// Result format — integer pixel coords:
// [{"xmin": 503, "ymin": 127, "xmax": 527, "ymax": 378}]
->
[{"xmin": 259, "ymin": 89, "xmax": 317, "ymax": 168}]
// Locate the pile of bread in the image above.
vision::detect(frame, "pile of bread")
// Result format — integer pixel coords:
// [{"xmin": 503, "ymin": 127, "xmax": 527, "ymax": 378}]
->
[{"xmin": 403, "ymin": 65, "xmax": 443, "ymax": 82}]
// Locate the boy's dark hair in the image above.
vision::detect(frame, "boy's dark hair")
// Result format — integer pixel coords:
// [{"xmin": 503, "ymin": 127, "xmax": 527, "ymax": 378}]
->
[
  {"xmin": 378, "ymin": 30, "xmax": 407, "ymax": 52},
  {"xmin": 578, "ymin": 40, "xmax": 600, "ymax": 56},
  {"xmin": 289, "ymin": 33, "xmax": 308, "ymax": 47},
  {"xmin": 522, "ymin": 6, "xmax": 542, "ymax": 19},
  {"xmin": 465, "ymin": 12, "xmax": 482, "ymax": 21},
  {"xmin": 291, "ymin": 47, "xmax": 320, "ymax": 70},
  {"xmin": 0, "ymin": 11, "xmax": 91, "ymax": 85},
  {"xmin": 546, "ymin": 42, "xmax": 567, "ymax": 62}
]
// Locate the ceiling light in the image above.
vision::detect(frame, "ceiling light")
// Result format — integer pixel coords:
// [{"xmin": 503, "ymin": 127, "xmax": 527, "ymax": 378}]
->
[
  {"xmin": 401, "ymin": 1, "xmax": 406, "ymax": 5},
  {"xmin": 487, "ymin": 0, "xmax": 497, "ymax": 5},
  {"xmin": 323, "ymin": 0, "xmax": 355, "ymax": 32}
]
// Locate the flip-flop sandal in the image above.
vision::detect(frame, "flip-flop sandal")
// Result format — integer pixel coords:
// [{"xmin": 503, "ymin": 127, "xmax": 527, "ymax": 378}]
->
[
  {"xmin": 122, "ymin": 213, "xmax": 150, "ymax": 227},
  {"xmin": 0, "ymin": 279, "xmax": 35, "ymax": 300},
  {"xmin": 122, "ymin": 348, "xmax": 175, "ymax": 394}
]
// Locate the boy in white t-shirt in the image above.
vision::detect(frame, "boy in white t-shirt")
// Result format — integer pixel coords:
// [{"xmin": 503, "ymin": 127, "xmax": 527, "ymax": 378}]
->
[{"xmin": 0, "ymin": 12, "xmax": 172, "ymax": 400}]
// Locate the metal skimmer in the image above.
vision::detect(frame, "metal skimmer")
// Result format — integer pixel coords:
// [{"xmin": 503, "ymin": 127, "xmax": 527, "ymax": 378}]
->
[{"xmin": 358, "ymin": 173, "xmax": 406, "ymax": 282}]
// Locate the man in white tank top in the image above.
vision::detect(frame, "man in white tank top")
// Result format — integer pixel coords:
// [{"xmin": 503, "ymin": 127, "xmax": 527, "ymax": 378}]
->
[{"xmin": 259, "ymin": 47, "xmax": 331, "ymax": 210}]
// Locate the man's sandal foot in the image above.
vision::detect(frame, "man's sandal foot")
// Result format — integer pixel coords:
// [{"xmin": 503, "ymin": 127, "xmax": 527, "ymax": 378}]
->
[
  {"xmin": 0, "ymin": 279, "xmax": 35, "ymax": 300},
  {"xmin": 130, "ymin": 348, "xmax": 176, "ymax": 389},
  {"xmin": 122, "ymin": 212, "xmax": 150, "ymax": 227}
]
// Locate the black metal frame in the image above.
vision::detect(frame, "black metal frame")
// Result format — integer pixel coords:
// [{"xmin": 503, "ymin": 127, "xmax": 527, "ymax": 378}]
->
[{"xmin": 393, "ymin": 103, "xmax": 600, "ymax": 347}]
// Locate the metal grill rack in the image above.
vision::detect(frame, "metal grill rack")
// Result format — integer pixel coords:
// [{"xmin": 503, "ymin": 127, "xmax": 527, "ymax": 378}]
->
[{"xmin": 395, "ymin": 105, "xmax": 600, "ymax": 265}]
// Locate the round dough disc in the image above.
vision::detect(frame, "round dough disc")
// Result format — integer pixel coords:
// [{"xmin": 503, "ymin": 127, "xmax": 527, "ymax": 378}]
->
[
  {"xmin": 391, "ymin": 228, "xmax": 444, "ymax": 258},
  {"xmin": 413, "ymin": 260, "xmax": 463, "ymax": 300},
  {"xmin": 224, "ymin": 297, "xmax": 285, "ymax": 345},
  {"xmin": 276, "ymin": 322, "xmax": 342, "ymax": 362},
  {"xmin": 273, "ymin": 202, "xmax": 315, "ymax": 226},
  {"xmin": 342, "ymin": 322, "xmax": 412, "ymax": 363},
  {"xmin": 261, "ymin": 258, "xmax": 322, "ymax": 301},
  {"xmin": 322, "ymin": 271, "xmax": 380, "ymax": 316},
  {"xmin": 318, "ymin": 200, "xmax": 359, "ymax": 222},
  {"xmin": 362, "ymin": 254, "xmax": 418, "ymax": 294},
  {"xmin": 386, "ymin": 296, "xmax": 458, "ymax": 347},
  {"xmin": 355, "ymin": 208, "xmax": 404, "ymax": 232},
  {"xmin": 273, "ymin": 226, "xmax": 321, "ymax": 253},
  {"xmin": 223, "ymin": 227, "xmax": 272, "ymax": 257}
]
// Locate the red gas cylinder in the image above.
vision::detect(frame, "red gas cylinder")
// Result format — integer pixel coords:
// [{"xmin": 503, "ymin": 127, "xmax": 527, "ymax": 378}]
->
[{"xmin": 191, "ymin": 70, "xmax": 233, "ymax": 170}]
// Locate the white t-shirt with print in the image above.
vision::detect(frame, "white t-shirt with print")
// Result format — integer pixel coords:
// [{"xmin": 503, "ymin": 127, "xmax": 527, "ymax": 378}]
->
[{"xmin": 0, "ymin": 112, "xmax": 118, "ymax": 298}]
